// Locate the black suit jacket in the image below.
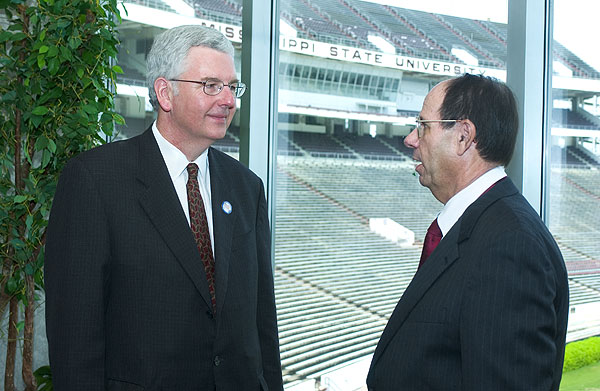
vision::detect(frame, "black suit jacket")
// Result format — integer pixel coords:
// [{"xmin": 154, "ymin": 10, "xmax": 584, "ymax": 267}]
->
[
  {"xmin": 45, "ymin": 128, "xmax": 283, "ymax": 390},
  {"xmin": 367, "ymin": 178, "xmax": 568, "ymax": 390}
]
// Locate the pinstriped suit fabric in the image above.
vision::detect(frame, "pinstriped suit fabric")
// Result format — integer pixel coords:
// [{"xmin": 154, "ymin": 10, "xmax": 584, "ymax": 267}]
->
[
  {"xmin": 367, "ymin": 178, "xmax": 568, "ymax": 391},
  {"xmin": 45, "ymin": 128, "xmax": 283, "ymax": 391}
]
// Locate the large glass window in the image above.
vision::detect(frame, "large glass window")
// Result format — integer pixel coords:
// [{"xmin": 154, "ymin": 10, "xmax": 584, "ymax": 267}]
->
[
  {"xmin": 549, "ymin": 0, "xmax": 600, "ymax": 341},
  {"xmin": 275, "ymin": 1, "xmax": 508, "ymax": 388},
  {"xmin": 11, "ymin": 1, "xmax": 599, "ymax": 388}
]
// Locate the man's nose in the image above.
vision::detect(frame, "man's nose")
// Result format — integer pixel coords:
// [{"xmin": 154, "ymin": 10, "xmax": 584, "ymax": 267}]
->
[
  {"xmin": 218, "ymin": 86, "xmax": 236, "ymax": 107},
  {"xmin": 404, "ymin": 127, "xmax": 419, "ymax": 149}
]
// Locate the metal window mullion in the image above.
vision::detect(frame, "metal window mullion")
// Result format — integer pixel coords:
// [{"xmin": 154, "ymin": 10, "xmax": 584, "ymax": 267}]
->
[{"xmin": 506, "ymin": 0, "xmax": 552, "ymax": 217}]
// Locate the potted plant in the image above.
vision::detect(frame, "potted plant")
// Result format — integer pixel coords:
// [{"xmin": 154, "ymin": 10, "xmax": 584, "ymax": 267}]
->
[{"xmin": 0, "ymin": 0, "xmax": 123, "ymax": 389}]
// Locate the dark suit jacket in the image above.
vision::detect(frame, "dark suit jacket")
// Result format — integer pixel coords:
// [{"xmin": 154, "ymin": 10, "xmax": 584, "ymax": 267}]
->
[
  {"xmin": 45, "ymin": 128, "xmax": 283, "ymax": 391},
  {"xmin": 367, "ymin": 178, "xmax": 569, "ymax": 391}
]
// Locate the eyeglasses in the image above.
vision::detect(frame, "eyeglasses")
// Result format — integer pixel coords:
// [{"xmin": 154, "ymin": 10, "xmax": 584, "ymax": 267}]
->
[
  {"xmin": 415, "ymin": 119, "xmax": 460, "ymax": 138},
  {"xmin": 169, "ymin": 78, "xmax": 247, "ymax": 98}
]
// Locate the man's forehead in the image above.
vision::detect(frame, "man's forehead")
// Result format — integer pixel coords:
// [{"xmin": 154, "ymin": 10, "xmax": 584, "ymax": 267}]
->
[
  {"xmin": 421, "ymin": 82, "xmax": 447, "ymax": 117},
  {"xmin": 430, "ymin": 80, "xmax": 449, "ymax": 99}
]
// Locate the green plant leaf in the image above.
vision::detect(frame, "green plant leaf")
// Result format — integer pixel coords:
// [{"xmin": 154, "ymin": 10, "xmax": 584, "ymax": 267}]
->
[
  {"xmin": 60, "ymin": 45, "xmax": 73, "ymax": 61},
  {"xmin": 113, "ymin": 112, "xmax": 125, "ymax": 125},
  {"xmin": 6, "ymin": 277, "xmax": 19, "ymax": 294},
  {"xmin": 37, "ymin": 54, "xmax": 46, "ymax": 69},
  {"xmin": 32, "ymin": 106, "xmax": 48, "ymax": 115},
  {"xmin": 30, "ymin": 115, "xmax": 44, "ymax": 128},
  {"xmin": 25, "ymin": 214, "xmax": 33, "ymax": 231},
  {"xmin": 0, "ymin": 31, "xmax": 12, "ymax": 43},
  {"xmin": 48, "ymin": 57, "xmax": 60, "ymax": 75},
  {"xmin": 48, "ymin": 138, "xmax": 57, "ymax": 153},
  {"xmin": 41, "ymin": 149, "xmax": 51, "ymax": 168},
  {"xmin": 2, "ymin": 90, "xmax": 17, "ymax": 102},
  {"xmin": 57, "ymin": 19, "xmax": 70, "ymax": 29},
  {"xmin": 83, "ymin": 103, "xmax": 98, "ymax": 114},
  {"xmin": 68, "ymin": 36, "xmax": 82, "ymax": 49},
  {"xmin": 47, "ymin": 45, "xmax": 59, "ymax": 57},
  {"xmin": 9, "ymin": 238, "xmax": 26, "ymax": 250},
  {"xmin": 35, "ymin": 135, "xmax": 49, "ymax": 151},
  {"xmin": 13, "ymin": 195, "xmax": 28, "ymax": 203},
  {"xmin": 10, "ymin": 32, "xmax": 27, "ymax": 41}
]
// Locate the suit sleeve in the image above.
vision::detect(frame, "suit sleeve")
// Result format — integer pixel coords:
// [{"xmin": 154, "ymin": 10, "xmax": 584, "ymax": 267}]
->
[
  {"xmin": 44, "ymin": 158, "xmax": 109, "ymax": 390},
  {"xmin": 460, "ymin": 230, "xmax": 562, "ymax": 390},
  {"xmin": 254, "ymin": 180, "xmax": 284, "ymax": 391}
]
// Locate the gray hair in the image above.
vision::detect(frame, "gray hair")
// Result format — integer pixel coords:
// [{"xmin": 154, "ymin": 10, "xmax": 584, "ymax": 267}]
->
[{"xmin": 146, "ymin": 25, "xmax": 235, "ymax": 110}]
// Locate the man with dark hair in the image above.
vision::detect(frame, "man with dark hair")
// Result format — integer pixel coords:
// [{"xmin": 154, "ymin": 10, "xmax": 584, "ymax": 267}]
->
[
  {"xmin": 45, "ymin": 25, "xmax": 283, "ymax": 390},
  {"xmin": 367, "ymin": 74, "xmax": 568, "ymax": 390}
]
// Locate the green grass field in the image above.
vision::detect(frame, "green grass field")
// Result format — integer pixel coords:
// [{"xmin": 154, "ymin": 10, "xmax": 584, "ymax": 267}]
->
[{"xmin": 560, "ymin": 362, "xmax": 600, "ymax": 391}]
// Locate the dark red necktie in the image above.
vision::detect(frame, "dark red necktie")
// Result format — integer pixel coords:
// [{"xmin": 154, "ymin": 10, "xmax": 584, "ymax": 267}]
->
[
  {"xmin": 186, "ymin": 163, "xmax": 216, "ymax": 314},
  {"xmin": 418, "ymin": 218, "xmax": 442, "ymax": 269}
]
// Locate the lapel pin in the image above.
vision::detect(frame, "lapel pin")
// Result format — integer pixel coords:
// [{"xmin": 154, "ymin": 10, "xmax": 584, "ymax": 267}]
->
[{"xmin": 221, "ymin": 201, "xmax": 232, "ymax": 214}]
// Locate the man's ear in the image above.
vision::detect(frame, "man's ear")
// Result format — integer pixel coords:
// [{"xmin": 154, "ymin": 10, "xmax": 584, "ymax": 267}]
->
[
  {"xmin": 455, "ymin": 119, "xmax": 476, "ymax": 156},
  {"xmin": 154, "ymin": 77, "xmax": 173, "ymax": 112}
]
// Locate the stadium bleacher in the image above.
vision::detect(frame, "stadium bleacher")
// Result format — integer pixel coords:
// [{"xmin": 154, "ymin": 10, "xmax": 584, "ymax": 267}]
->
[
  {"xmin": 275, "ymin": 159, "xmax": 428, "ymax": 383},
  {"xmin": 335, "ymin": 133, "xmax": 400, "ymax": 159},
  {"xmin": 127, "ymin": 0, "xmax": 177, "ymax": 13},
  {"xmin": 553, "ymin": 108, "xmax": 600, "ymax": 129},
  {"xmin": 274, "ymin": 154, "xmax": 600, "ymax": 383}
]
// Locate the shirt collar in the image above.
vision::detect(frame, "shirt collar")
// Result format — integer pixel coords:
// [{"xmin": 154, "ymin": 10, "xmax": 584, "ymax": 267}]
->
[
  {"xmin": 437, "ymin": 166, "xmax": 507, "ymax": 236},
  {"xmin": 152, "ymin": 121, "xmax": 209, "ymax": 181}
]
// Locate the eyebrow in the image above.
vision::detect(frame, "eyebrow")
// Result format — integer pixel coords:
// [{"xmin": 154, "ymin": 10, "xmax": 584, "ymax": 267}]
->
[{"xmin": 204, "ymin": 76, "xmax": 240, "ymax": 83}]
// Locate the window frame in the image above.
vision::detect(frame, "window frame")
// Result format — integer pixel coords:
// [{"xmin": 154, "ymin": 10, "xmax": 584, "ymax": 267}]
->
[{"xmin": 239, "ymin": 0, "xmax": 554, "ymax": 254}]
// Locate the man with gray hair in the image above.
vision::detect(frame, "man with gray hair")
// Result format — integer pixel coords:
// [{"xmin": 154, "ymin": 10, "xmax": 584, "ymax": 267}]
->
[{"xmin": 45, "ymin": 25, "xmax": 283, "ymax": 390}]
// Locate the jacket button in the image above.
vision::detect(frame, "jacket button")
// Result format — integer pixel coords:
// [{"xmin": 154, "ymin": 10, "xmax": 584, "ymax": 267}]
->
[
  {"xmin": 213, "ymin": 356, "xmax": 222, "ymax": 367},
  {"xmin": 206, "ymin": 310, "xmax": 214, "ymax": 319}
]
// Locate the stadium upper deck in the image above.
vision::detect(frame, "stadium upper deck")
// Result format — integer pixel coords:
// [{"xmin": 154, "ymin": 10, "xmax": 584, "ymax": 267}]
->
[
  {"xmin": 116, "ymin": 0, "xmax": 600, "ymax": 141},
  {"xmin": 189, "ymin": 0, "xmax": 600, "ymax": 77}
]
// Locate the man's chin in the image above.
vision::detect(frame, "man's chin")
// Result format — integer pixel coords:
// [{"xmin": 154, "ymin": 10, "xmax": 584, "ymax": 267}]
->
[{"xmin": 417, "ymin": 173, "xmax": 431, "ymax": 189}]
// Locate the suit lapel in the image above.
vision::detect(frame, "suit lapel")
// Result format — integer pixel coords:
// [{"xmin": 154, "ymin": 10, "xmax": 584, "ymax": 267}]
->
[
  {"xmin": 370, "ymin": 227, "xmax": 461, "ymax": 366},
  {"xmin": 208, "ymin": 149, "xmax": 235, "ymax": 316},
  {"xmin": 371, "ymin": 177, "xmax": 519, "ymax": 366},
  {"xmin": 135, "ymin": 129, "xmax": 213, "ymax": 310}
]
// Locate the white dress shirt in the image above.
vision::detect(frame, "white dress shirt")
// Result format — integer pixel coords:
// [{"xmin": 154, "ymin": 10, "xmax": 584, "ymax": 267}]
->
[
  {"xmin": 437, "ymin": 166, "xmax": 507, "ymax": 237},
  {"xmin": 152, "ymin": 122, "xmax": 214, "ymax": 253}
]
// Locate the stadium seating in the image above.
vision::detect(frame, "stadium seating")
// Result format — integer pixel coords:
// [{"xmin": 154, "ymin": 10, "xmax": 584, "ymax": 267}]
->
[
  {"xmin": 273, "ymin": 155, "xmax": 600, "ymax": 383},
  {"xmin": 553, "ymin": 108, "xmax": 600, "ymax": 129},
  {"xmin": 128, "ymin": 0, "xmax": 177, "ymax": 13}
]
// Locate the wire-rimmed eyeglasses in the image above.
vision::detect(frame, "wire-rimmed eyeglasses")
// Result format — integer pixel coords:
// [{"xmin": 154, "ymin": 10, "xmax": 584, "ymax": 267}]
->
[
  {"xmin": 415, "ymin": 119, "xmax": 460, "ymax": 138},
  {"xmin": 170, "ymin": 78, "xmax": 247, "ymax": 98}
]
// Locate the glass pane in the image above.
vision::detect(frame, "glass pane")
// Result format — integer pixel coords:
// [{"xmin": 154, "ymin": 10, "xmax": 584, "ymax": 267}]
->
[
  {"xmin": 114, "ymin": 1, "xmax": 243, "ymax": 160},
  {"xmin": 550, "ymin": 0, "xmax": 600, "ymax": 342},
  {"xmin": 275, "ymin": 0, "xmax": 507, "ymax": 388}
]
